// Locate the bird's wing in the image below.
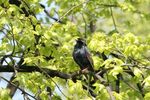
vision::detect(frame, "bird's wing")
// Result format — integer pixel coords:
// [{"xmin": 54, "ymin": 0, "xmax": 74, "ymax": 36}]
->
[{"xmin": 84, "ymin": 46, "xmax": 94, "ymax": 71}]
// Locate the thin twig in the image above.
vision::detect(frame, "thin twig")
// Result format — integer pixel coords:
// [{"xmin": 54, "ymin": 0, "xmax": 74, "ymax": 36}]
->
[
  {"xmin": 81, "ymin": 13, "xmax": 87, "ymax": 38},
  {"xmin": 110, "ymin": 7, "xmax": 118, "ymax": 31},
  {"xmin": 122, "ymin": 79, "xmax": 140, "ymax": 93},
  {"xmin": 50, "ymin": 0, "xmax": 90, "ymax": 28},
  {"xmin": 22, "ymin": 0, "xmax": 36, "ymax": 17},
  {"xmin": 9, "ymin": 23, "xmax": 16, "ymax": 55},
  {"xmin": 43, "ymin": 8, "xmax": 63, "ymax": 23},
  {"xmin": 9, "ymin": 25, "xmax": 18, "ymax": 74},
  {"xmin": 106, "ymin": 86, "xmax": 116, "ymax": 100},
  {"xmin": 97, "ymin": 3, "xmax": 118, "ymax": 8}
]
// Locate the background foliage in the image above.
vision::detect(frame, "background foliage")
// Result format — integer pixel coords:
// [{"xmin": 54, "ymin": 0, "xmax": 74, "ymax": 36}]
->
[{"xmin": 0, "ymin": 0, "xmax": 150, "ymax": 100}]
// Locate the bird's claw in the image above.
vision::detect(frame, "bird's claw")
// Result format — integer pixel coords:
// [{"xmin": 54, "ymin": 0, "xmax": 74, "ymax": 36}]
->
[{"xmin": 81, "ymin": 68, "xmax": 89, "ymax": 73}]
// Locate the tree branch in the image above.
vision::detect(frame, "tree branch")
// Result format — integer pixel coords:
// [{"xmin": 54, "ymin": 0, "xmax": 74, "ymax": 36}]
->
[
  {"xmin": 6, "ymin": 73, "xmax": 19, "ymax": 98},
  {"xmin": 0, "ymin": 76, "xmax": 37, "ymax": 100},
  {"xmin": 40, "ymin": 4, "xmax": 64, "ymax": 24},
  {"xmin": 0, "ymin": 63, "xmax": 147, "ymax": 98},
  {"xmin": 0, "ymin": 65, "xmax": 71, "ymax": 79}
]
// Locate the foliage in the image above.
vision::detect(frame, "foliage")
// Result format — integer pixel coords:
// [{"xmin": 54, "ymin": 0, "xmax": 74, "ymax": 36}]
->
[
  {"xmin": 0, "ymin": 0, "xmax": 150, "ymax": 100},
  {"xmin": 0, "ymin": 88, "xmax": 11, "ymax": 100}
]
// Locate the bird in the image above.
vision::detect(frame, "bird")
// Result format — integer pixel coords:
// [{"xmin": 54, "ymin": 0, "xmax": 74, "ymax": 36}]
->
[
  {"xmin": 73, "ymin": 38, "xmax": 97, "ymax": 97},
  {"xmin": 73, "ymin": 38, "xmax": 94, "ymax": 72}
]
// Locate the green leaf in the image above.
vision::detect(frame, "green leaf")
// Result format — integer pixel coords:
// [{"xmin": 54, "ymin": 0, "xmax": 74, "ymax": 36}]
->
[
  {"xmin": 145, "ymin": 93, "xmax": 150, "ymax": 100},
  {"xmin": 133, "ymin": 67, "xmax": 142, "ymax": 79},
  {"xmin": 109, "ymin": 65, "xmax": 123, "ymax": 79},
  {"xmin": 24, "ymin": 57, "xmax": 33, "ymax": 64},
  {"xmin": 93, "ymin": 56, "xmax": 103, "ymax": 70},
  {"xmin": 144, "ymin": 76, "xmax": 150, "ymax": 86},
  {"xmin": 0, "ymin": 88, "xmax": 11, "ymax": 100}
]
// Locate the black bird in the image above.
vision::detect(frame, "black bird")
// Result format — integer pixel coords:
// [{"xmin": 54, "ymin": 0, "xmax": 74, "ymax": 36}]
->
[
  {"xmin": 73, "ymin": 38, "xmax": 97, "ymax": 97},
  {"xmin": 73, "ymin": 38, "xmax": 94, "ymax": 72}
]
